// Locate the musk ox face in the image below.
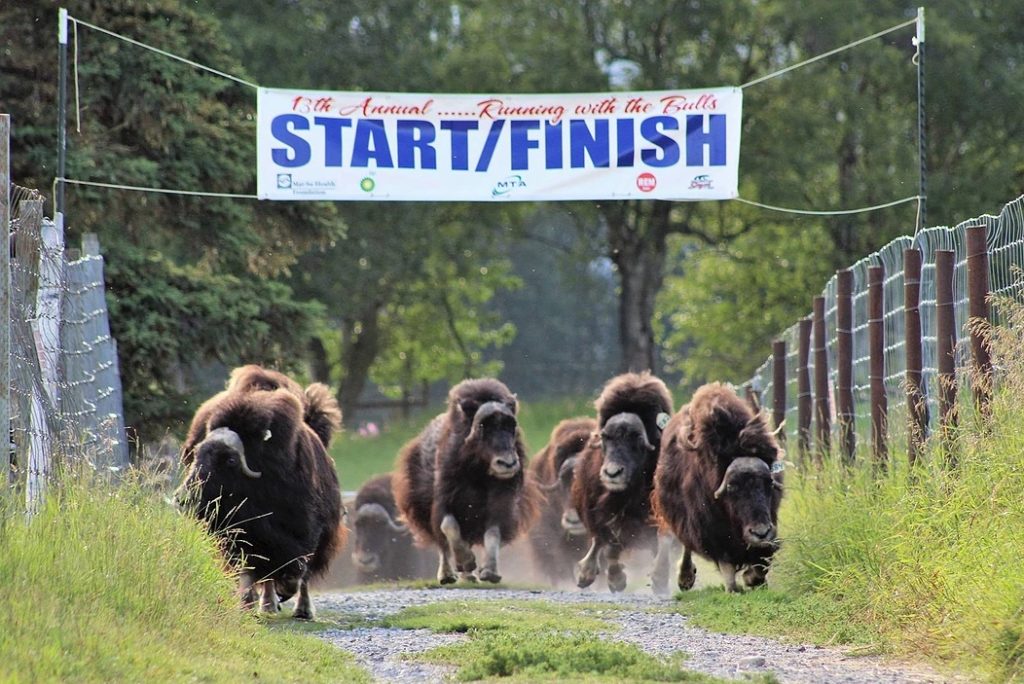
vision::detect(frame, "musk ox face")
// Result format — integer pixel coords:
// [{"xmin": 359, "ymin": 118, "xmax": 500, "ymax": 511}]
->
[
  {"xmin": 598, "ymin": 413, "xmax": 655, "ymax": 492},
  {"xmin": 553, "ymin": 455, "xmax": 586, "ymax": 535},
  {"xmin": 466, "ymin": 401, "xmax": 521, "ymax": 480},
  {"xmin": 193, "ymin": 390, "xmax": 301, "ymax": 484},
  {"xmin": 713, "ymin": 457, "xmax": 781, "ymax": 548},
  {"xmin": 351, "ymin": 503, "xmax": 408, "ymax": 574}
]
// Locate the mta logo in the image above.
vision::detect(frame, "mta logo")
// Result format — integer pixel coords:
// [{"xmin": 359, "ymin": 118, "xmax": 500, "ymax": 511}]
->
[{"xmin": 492, "ymin": 175, "xmax": 527, "ymax": 198}]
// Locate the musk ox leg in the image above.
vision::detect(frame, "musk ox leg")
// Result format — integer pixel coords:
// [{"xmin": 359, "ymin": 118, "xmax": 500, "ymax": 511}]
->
[
  {"xmin": 238, "ymin": 570, "xmax": 258, "ymax": 609},
  {"xmin": 437, "ymin": 545, "xmax": 457, "ymax": 585},
  {"xmin": 575, "ymin": 538, "xmax": 603, "ymax": 589},
  {"xmin": 678, "ymin": 547, "xmax": 697, "ymax": 591},
  {"xmin": 258, "ymin": 579, "xmax": 280, "ymax": 613},
  {"xmin": 718, "ymin": 561, "xmax": 740, "ymax": 593},
  {"xmin": 292, "ymin": 578, "xmax": 315, "ymax": 621},
  {"xmin": 440, "ymin": 514, "xmax": 477, "ymax": 574},
  {"xmin": 650, "ymin": 533, "xmax": 681, "ymax": 596},
  {"xmin": 606, "ymin": 544, "xmax": 627, "ymax": 593},
  {"xmin": 477, "ymin": 526, "xmax": 502, "ymax": 584}
]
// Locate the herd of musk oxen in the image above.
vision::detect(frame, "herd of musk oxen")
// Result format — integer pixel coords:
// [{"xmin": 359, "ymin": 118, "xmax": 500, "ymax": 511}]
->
[{"xmin": 176, "ymin": 365, "xmax": 784, "ymax": 619}]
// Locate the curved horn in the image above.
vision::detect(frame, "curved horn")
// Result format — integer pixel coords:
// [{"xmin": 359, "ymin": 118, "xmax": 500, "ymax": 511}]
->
[
  {"xmin": 713, "ymin": 475, "xmax": 730, "ymax": 500},
  {"xmin": 355, "ymin": 503, "xmax": 408, "ymax": 533},
  {"xmin": 203, "ymin": 427, "xmax": 262, "ymax": 479}
]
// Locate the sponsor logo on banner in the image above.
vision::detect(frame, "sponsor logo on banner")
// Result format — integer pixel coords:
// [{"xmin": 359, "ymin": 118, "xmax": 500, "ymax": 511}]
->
[
  {"xmin": 360, "ymin": 177, "xmax": 376, "ymax": 192},
  {"xmin": 636, "ymin": 173, "xmax": 657, "ymax": 192},
  {"xmin": 492, "ymin": 175, "xmax": 527, "ymax": 198},
  {"xmin": 689, "ymin": 174, "xmax": 713, "ymax": 190},
  {"xmin": 277, "ymin": 174, "xmax": 292, "ymax": 189}
]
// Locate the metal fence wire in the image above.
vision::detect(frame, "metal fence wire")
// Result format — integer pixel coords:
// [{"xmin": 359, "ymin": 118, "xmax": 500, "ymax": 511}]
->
[
  {"xmin": 746, "ymin": 194, "xmax": 1024, "ymax": 448},
  {"xmin": 7, "ymin": 186, "xmax": 128, "ymax": 503}
]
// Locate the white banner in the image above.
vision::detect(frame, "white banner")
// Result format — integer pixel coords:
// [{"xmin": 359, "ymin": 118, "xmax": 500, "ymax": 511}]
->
[{"xmin": 257, "ymin": 87, "xmax": 742, "ymax": 202}]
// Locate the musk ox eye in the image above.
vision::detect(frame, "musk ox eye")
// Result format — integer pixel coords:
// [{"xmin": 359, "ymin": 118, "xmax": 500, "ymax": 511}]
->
[{"xmin": 263, "ymin": 429, "xmax": 272, "ymax": 442}]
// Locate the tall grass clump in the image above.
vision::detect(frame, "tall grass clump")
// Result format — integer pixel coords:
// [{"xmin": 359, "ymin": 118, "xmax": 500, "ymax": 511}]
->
[
  {"xmin": 0, "ymin": 470, "xmax": 366, "ymax": 683},
  {"xmin": 761, "ymin": 297, "xmax": 1024, "ymax": 680}
]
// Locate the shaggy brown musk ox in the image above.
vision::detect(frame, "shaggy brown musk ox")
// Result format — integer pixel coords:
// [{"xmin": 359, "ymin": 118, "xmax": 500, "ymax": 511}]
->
[
  {"xmin": 350, "ymin": 474, "xmax": 433, "ymax": 582},
  {"xmin": 393, "ymin": 378, "xmax": 538, "ymax": 584},
  {"xmin": 572, "ymin": 372, "xmax": 675, "ymax": 593},
  {"xmin": 176, "ymin": 388, "xmax": 345, "ymax": 619},
  {"xmin": 181, "ymin": 365, "xmax": 342, "ymax": 465},
  {"xmin": 652, "ymin": 382, "xmax": 783, "ymax": 593},
  {"xmin": 527, "ymin": 417, "xmax": 597, "ymax": 586}
]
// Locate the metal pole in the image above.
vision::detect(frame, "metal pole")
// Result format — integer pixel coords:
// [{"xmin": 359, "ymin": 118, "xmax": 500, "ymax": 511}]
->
[
  {"xmin": 772, "ymin": 340, "xmax": 786, "ymax": 443},
  {"xmin": 836, "ymin": 270, "xmax": 855, "ymax": 463},
  {"xmin": 57, "ymin": 8, "xmax": 69, "ymax": 217},
  {"xmin": 813, "ymin": 296, "xmax": 830, "ymax": 462},
  {"xmin": 966, "ymin": 224, "xmax": 992, "ymax": 416},
  {"xmin": 0, "ymin": 114, "xmax": 10, "ymax": 488},
  {"xmin": 915, "ymin": 7, "xmax": 927, "ymax": 232},
  {"xmin": 904, "ymin": 247, "xmax": 927, "ymax": 465},
  {"xmin": 935, "ymin": 249, "xmax": 957, "ymax": 456},
  {"xmin": 869, "ymin": 265, "xmax": 887, "ymax": 465},
  {"xmin": 797, "ymin": 318, "xmax": 812, "ymax": 460}
]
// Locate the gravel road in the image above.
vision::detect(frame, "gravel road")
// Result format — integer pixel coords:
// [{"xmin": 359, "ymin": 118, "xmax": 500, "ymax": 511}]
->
[{"xmin": 314, "ymin": 587, "xmax": 971, "ymax": 684}]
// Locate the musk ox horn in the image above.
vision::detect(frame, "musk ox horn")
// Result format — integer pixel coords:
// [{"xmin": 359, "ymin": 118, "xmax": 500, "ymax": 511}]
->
[
  {"xmin": 203, "ymin": 427, "xmax": 263, "ymax": 479},
  {"xmin": 713, "ymin": 457, "xmax": 770, "ymax": 500},
  {"xmin": 355, "ymin": 503, "xmax": 408, "ymax": 533}
]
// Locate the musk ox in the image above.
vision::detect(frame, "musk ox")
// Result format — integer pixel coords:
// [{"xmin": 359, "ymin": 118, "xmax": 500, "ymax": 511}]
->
[
  {"xmin": 572, "ymin": 372, "xmax": 676, "ymax": 593},
  {"xmin": 181, "ymin": 365, "xmax": 342, "ymax": 466},
  {"xmin": 527, "ymin": 417, "xmax": 597, "ymax": 586},
  {"xmin": 652, "ymin": 382, "xmax": 784, "ymax": 593},
  {"xmin": 177, "ymin": 387, "xmax": 345, "ymax": 619},
  {"xmin": 393, "ymin": 378, "xmax": 538, "ymax": 585},
  {"xmin": 350, "ymin": 474, "xmax": 432, "ymax": 582}
]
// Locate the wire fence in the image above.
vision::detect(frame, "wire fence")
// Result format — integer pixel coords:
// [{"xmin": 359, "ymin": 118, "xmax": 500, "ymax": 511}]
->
[
  {"xmin": 7, "ymin": 185, "xmax": 128, "ymax": 509},
  {"xmin": 745, "ymin": 193, "xmax": 1024, "ymax": 455}
]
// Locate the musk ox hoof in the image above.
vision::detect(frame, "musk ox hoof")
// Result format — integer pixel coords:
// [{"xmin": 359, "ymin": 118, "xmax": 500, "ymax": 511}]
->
[
  {"xmin": 678, "ymin": 566, "xmax": 697, "ymax": 591},
  {"xmin": 292, "ymin": 607, "xmax": 314, "ymax": 621},
  {"xmin": 576, "ymin": 570, "xmax": 597, "ymax": 589},
  {"xmin": 478, "ymin": 568, "xmax": 502, "ymax": 584},
  {"xmin": 607, "ymin": 567, "xmax": 627, "ymax": 593},
  {"xmin": 438, "ymin": 571, "xmax": 457, "ymax": 585},
  {"xmin": 455, "ymin": 557, "xmax": 477, "ymax": 574},
  {"xmin": 459, "ymin": 571, "xmax": 478, "ymax": 583}
]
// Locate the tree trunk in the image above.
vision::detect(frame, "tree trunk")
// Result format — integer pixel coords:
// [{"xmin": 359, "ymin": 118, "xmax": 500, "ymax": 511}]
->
[
  {"xmin": 337, "ymin": 303, "xmax": 384, "ymax": 421},
  {"xmin": 308, "ymin": 336, "xmax": 330, "ymax": 384},
  {"xmin": 605, "ymin": 201, "xmax": 670, "ymax": 374}
]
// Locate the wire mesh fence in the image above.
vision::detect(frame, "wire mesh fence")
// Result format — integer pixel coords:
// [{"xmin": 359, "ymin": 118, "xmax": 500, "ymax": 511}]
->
[
  {"xmin": 745, "ymin": 194, "xmax": 1024, "ymax": 457},
  {"xmin": 6, "ymin": 185, "xmax": 128, "ymax": 508}
]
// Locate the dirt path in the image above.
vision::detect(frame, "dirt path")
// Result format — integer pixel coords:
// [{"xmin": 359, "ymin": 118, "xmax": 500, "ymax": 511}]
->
[{"xmin": 314, "ymin": 588, "xmax": 970, "ymax": 684}]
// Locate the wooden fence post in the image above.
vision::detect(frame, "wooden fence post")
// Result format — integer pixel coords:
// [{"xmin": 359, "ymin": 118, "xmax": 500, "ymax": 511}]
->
[
  {"xmin": 904, "ymin": 248, "xmax": 926, "ymax": 465},
  {"xmin": 966, "ymin": 224, "xmax": 992, "ymax": 417},
  {"xmin": 813, "ymin": 296, "xmax": 830, "ymax": 462},
  {"xmin": 935, "ymin": 249, "xmax": 958, "ymax": 454},
  {"xmin": 797, "ymin": 317, "xmax": 812, "ymax": 460},
  {"xmin": 869, "ymin": 265, "xmax": 888, "ymax": 465},
  {"xmin": 0, "ymin": 114, "xmax": 10, "ymax": 488},
  {"xmin": 772, "ymin": 340, "xmax": 786, "ymax": 443},
  {"xmin": 836, "ymin": 270, "xmax": 855, "ymax": 463}
]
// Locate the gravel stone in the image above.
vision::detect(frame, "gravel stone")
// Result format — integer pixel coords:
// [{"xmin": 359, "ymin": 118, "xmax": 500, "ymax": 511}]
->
[{"xmin": 313, "ymin": 588, "xmax": 974, "ymax": 683}]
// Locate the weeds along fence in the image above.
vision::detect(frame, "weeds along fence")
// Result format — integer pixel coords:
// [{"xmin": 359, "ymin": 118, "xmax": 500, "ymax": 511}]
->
[
  {"xmin": 5, "ymin": 185, "xmax": 129, "ymax": 508},
  {"xmin": 745, "ymin": 193, "xmax": 1024, "ymax": 463}
]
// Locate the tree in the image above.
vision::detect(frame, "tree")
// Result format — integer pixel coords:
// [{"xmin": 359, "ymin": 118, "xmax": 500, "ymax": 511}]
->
[{"xmin": 1, "ymin": 0, "xmax": 339, "ymax": 436}]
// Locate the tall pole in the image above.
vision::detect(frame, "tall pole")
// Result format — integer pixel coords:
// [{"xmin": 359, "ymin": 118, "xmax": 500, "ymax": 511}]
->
[
  {"xmin": 0, "ymin": 115, "xmax": 10, "ymax": 489},
  {"xmin": 915, "ymin": 7, "xmax": 927, "ymax": 232},
  {"xmin": 57, "ymin": 8, "xmax": 69, "ymax": 218},
  {"xmin": 836, "ymin": 270, "xmax": 855, "ymax": 463}
]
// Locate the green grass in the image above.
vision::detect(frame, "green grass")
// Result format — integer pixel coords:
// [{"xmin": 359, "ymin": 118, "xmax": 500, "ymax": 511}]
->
[
  {"xmin": 0, "ymin": 473, "xmax": 368, "ymax": 683},
  {"xmin": 669, "ymin": 313, "xmax": 1024, "ymax": 682},
  {"xmin": 331, "ymin": 395, "xmax": 596, "ymax": 491},
  {"xmin": 382, "ymin": 599, "xmax": 774, "ymax": 682}
]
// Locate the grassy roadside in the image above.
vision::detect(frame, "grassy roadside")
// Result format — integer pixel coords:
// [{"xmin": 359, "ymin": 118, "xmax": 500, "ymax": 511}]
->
[
  {"xmin": 381, "ymin": 599, "xmax": 775, "ymax": 682},
  {"xmin": 0, "ymin": 474, "xmax": 368, "ymax": 683},
  {"xmin": 670, "ymin": 312, "xmax": 1024, "ymax": 682}
]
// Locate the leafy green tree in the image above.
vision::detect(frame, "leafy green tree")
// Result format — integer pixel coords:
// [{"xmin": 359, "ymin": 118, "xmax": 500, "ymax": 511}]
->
[{"xmin": 1, "ymin": 0, "xmax": 339, "ymax": 436}]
